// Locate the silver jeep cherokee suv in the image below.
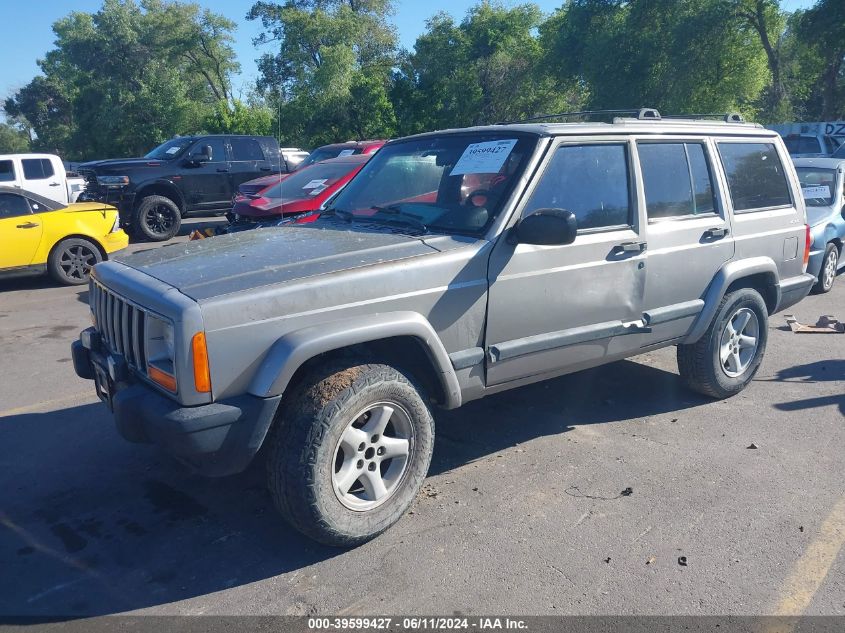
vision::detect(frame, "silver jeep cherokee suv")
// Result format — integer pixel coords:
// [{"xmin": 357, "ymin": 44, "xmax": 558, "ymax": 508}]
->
[{"xmin": 73, "ymin": 109, "xmax": 815, "ymax": 546}]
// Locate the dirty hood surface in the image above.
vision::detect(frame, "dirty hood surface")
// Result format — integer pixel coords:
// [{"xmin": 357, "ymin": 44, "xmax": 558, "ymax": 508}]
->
[{"xmin": 116, "ymin": 222, "xmax": 443, "ymax": 301}]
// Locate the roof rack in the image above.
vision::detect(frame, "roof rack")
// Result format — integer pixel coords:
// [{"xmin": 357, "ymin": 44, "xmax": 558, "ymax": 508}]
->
[
  {"xmin": 498, "ymin": 108, "xmax": 661, "ymax": 125},
  {"xmin": 660, "ymin": 113, "xmax": 745, "ymax": 123}
]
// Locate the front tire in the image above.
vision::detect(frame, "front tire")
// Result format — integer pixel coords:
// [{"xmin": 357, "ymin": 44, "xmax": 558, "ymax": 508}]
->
[
  {"xmin": 134, "ymin": 195, "xmax": 181, "ymax": 242},
  {"xmin": 47, "ymin": 237, "xmax": 102, "ymax": 285},
  {"xmin": 677, "ymin": 288, "xmax": 768, "ymax": 399},
  {"xmin": 266, "ymin": 361, "xmax": 434, "ymax": 547},
  {"xmin": 813, "ymin": 243, "xmax": 839, "ymax": 294}
]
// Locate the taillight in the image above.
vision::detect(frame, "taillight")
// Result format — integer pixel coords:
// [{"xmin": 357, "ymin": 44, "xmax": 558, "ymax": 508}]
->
[{"xmin": 803, "ymin": 224, "xmax": 811, "ymax": 271}]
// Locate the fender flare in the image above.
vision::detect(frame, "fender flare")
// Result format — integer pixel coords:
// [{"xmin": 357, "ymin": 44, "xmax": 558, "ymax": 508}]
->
[
  {"xmin": 248, "ymin": 311, "xmax": 463, "ymax": 409},
  {"xmin": 683, "ymin": 257, "xmax": 780, "ymax": 344},
  {"xmin": 134, "ymin": 179, "xmax": 186, "ymax": 212}
]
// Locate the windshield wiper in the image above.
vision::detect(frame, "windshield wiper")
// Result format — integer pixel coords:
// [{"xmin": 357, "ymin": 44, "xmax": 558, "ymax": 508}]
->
[
  {"xmin": 370, "ymin": 205, "xmax": 428, "ymax": 232},
  {"xmin": 323, "ymin": 208, "xmax": 354, "ymax": 222}
]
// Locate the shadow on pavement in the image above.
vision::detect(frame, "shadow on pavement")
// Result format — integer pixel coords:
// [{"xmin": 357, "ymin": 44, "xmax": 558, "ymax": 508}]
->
[
  {"xmin": 770, "ymin": 359, "xmax": 845, "ymax": 415},
  {"xmin": 0, "ymin": 358, "xmax": 705, "ymax": 617}
]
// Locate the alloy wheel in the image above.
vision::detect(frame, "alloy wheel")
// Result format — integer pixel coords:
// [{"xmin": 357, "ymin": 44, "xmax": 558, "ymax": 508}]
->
[
  {"xmin": 719, "ymin": 307, "xmax": 760, "ymax": 378},
  {"xmin": 823, "ymin": 248, "xmax": 838, "ymax": 290},
  {"xmin": 59, "ymin": 244, "xmax": 97, "ymax": 281},
  {"xmin": 144, "ymin": 204, "xmax": 176, "ymax": 237},
  {"xmin": 331, "ymin": 402, "xmax": 413, "ymax": 511}
]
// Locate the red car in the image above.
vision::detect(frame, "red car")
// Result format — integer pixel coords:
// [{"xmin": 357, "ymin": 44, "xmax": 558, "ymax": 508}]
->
[
  {"xmin": 229, "ymin": 154, "xmax": 371, "ymax": 225},
  {"xmin": 235, "ymin": 140, "xmax": 385, "ymax": 197}
]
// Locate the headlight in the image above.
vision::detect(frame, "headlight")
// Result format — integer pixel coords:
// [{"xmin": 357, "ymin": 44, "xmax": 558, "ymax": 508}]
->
[
  {"xmin": 110, "ymin": 213, "xmax": 121, "ymax": 233},
  {"xmin": 97, "ymin": 175, "xmax": 130, "ymax": 187},
  {"xmin": 146, "ymin": 315, "xmax": 177, "ymax": 391}
]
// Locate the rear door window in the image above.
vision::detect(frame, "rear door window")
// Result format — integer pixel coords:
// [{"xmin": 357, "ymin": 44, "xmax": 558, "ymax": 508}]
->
[
  {"xmin": 717, "ymin": 142, "xmax": 792, "ymax": 212},
  {"xmin": 230, "ymin": 138, "xmax": 265, "ymax": 162},
  {"xmin": 523, "ymin": 143, "xmax": 632, "ymax": 231},
  {"xmin": 22, "ymin": 158, "xmax": 55, "ymax": 180},
  {"xmin": 638, "ymin": 143, "xmax": 717, "ymax": 219},
  {"xmin": 0, "ymin": 160, "xmax": 15, "ymax": 182}
]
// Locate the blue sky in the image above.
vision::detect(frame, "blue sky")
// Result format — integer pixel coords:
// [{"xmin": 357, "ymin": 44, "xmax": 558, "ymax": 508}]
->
[{"xmin": 0, "ymin": 0, "xmax": 815, "ymax": 104}]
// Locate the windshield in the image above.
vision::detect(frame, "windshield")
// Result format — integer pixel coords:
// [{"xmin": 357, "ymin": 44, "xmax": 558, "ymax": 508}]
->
[
  {"xmin": 262, "ymin": 161, "xmax": 359, "ymax": 201},
  {"xmin": 832, "ymin": 143, "xmax": 845, "ymax": 159},
  {"xmin": 298, "ymin": 147, "xmax": 362, "ymax": 170},
  {"xmin": 796, "ymin": 167, "xmax": 838, "ymax": 207},
  {"xmin": 327, "ymin": 134, "xmax": 537, "ymax": 235},
  {"xmin": 144, "ymin": 138, "xmax": 193, "ymax": 160}
]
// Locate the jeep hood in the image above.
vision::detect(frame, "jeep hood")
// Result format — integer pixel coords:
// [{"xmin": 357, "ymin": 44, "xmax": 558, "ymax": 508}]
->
[{"xmin": 116, "ymin": 222, "xmax": 452, "ymax": 301}]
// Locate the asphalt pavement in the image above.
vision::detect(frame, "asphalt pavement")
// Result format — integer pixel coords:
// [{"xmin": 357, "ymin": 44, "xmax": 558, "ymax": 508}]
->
[{"xmin": 0, "ymin": 221, "xmax": 843, "ymax": 617}]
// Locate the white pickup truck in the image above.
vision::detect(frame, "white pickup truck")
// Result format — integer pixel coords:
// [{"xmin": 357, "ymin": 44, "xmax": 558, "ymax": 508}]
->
[{"xmin": 0, "ymin": 153, "xmax": 86, "ymax": 204}]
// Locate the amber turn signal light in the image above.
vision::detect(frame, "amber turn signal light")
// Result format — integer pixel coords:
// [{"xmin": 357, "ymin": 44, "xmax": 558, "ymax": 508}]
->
[
  {"xmin": 192, "ymin": 331, "xmax": 211, "ymax": 393},
  {"xmin": 148, "ymin": 364, "xmax": 177, "ymax": 392}
]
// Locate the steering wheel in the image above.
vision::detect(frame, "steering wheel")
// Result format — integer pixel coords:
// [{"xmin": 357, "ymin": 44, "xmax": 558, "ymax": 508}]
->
[{"xmin": 464, "ymin": 189, "xmax": 493, "ymax": 208}]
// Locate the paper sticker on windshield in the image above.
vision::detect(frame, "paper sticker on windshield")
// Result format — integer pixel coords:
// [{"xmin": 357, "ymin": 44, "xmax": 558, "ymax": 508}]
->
[
  {"xmin": 802, "ymin": 185, "xmax": 831, "ymax": 199},
  {"xmin": 338, "ymin": 149, "xmax": 355, "ymax": 157},
  {"xmin": 302, "ymin": 179, "xmax": 327, "ymax": 189},
  {"xmin": 166, "ymin": 147, "xmax": 181, "ymax": 155},
  {"xmin": 450, "ymin": 139, "xmax": 518, "ymax": 176}
]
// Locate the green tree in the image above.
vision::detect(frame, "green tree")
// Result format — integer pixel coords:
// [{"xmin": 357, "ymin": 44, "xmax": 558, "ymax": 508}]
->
[
  {"xmin": 248, "ymin": 0, "xmax": 398, "ymax": 146},
  {"xmin": 792, "ymin": 0, "xmax": 845, "ymax": 120},
  {"xmin": 0, "ymin": 123, "xmax": 30, "ymax": 153},
  {"xmin": 393, "ymin": 3, "xmax": 580, "ymax": 135},
  {"xmin": 541, "ymin": 0, "xmax": 769, "ymax": 118},
  {"xmin": 4, "ymin": 0, "xmax": 240, "ymax": 160}
]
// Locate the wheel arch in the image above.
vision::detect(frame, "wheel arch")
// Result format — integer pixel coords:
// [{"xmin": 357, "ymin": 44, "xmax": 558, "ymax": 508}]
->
[
  {"xmin": 47, "ymin": 233, "xmax": 108, "ymax": 263},
  {"xmin": 684, "ymin": 257, "xmax": 779, "ymax": 344},
  {"xmin": 134, "ymin": 181, "xmax": 186, "ymax": 214},
  {"xmin": 248, "ymin": 312, "xmax": 462, "ymax": 409}
]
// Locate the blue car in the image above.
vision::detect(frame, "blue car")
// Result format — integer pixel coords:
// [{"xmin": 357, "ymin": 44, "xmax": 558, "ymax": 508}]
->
[{"xmin": 794, "ymin": 158, "xmax": 845, "ymax": 293}]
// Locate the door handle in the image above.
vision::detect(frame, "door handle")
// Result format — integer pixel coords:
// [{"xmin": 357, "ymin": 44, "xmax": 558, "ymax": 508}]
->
[
  {"xmin": 259, "ymin": 166, "xmax": 272, "ymax": 171},
  {"xmin": 615, "ymin": 241, "xmax": 647, "ymax": 253},
  {"xmin": 49, "ymin": 182, "xmax": 61, "ymax": 186},
  {"xmin": 704, "ymin": 227, "xmax": 729, "ymax": 239},
  {"xmin": 17, "ymin": 222, "xmax": 39, "ymax": 229},
  {"xmin": 216, "ymin": 168, "xmax": 230, "ymax": 173}
]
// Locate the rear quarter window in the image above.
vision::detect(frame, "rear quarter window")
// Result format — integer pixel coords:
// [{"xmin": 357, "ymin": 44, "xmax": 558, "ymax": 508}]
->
[
  {"xmin": 230, "ymin": 138, "xmax": 265, "ymax": 162},
  {"xmin": 717, "ymin": 142, "xmax": 792, "ymax": 212},
  {"xmin": 0, "ymin": 160, "xmax": 15, "ymax": 182}
]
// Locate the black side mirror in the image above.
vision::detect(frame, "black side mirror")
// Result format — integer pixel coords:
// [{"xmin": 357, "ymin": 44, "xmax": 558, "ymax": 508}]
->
[
  {"xmin": 511, "ymin": 208, "xmax": 577, "ymax": 245},
  {"xmin": 188, "ymin": 145, "xmax": 211, "ymax": 164}
]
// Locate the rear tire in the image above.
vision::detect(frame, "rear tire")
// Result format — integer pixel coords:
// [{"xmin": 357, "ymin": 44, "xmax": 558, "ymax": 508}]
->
[
  {"xmin": 677, "ymin": 288, "xmax": 768, "ymax": 399},
  {"xmin": 266, "ymin": 360, "xmax": 434, "ymax": 547},
  {"xmin": 134, "ymin": 195, "xmax": 181, "ymax": 242},
  {"xmin": 813, "ymin": 243, "xmax": 839, "ymax": 294},
  {"xmin": 47, "ymin": 237, "xmax": 102, "ymax": 285}
]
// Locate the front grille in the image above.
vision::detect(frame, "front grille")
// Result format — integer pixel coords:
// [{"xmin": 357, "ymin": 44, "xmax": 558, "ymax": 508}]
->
[{"xmin": 90, "ymin": 280, "xmax": 147, "ymax": 371}]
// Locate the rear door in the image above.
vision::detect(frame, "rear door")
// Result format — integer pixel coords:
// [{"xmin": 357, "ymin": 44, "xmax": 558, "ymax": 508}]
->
[
  {"xmin": 20, "ymin": 157, "xmax": 66, "ymax": 203},
  {"xmin": 485, "ymin": 138, "xmax": 647, "ymax": 386},
  {"xmin": 228, "ymin": 137, "xmax": 273, "ymax": 192},
  {"xmin": 0, "ymin": 159, "xmax": 18, "ymax": 189},
  {"xmin": 715, "ymin": 138, "xmax": 806, "ymax": 283},
  {"xmin": 0, "ymin": 192, "xmax": 42, "ymax": 269},
  {"xmin": 634, "ymin": 139, "xmax": 734, "ymax": 343}
]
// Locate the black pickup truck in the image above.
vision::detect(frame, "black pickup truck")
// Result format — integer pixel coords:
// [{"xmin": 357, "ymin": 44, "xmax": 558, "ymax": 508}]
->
[{"xmin": 78, "ymin": 135, "xmax": 286, "ymax": 241}]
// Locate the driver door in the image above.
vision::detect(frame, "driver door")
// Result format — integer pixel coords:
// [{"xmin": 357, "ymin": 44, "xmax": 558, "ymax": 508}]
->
[
  {"xmin": 0, "ymin": 192, "xmax": 43, "ymax": 269},
  {"xmin": 485, "ymin": 139, "xmax": 647, "ymax": 386},
  {"xmin": 180, "ymin": 137, "xmax": 231, "ymax": 211}
]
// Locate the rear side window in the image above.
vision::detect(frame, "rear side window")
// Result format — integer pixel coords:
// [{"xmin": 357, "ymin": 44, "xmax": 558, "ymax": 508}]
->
[
  {"xmin": 230, "ymin": 138, "xmax": 265, "ymax": 161},
  {"xmin": 22, "ymin": 158, "xmax": 55, "ymax": 180},
  {"xmin": 638, "ymin": 143, "xmax": 716, "ymax": 219},
  {"xmin": 524, "ymin": 143, "xmax": 631, "ymax": 230},
  {"xmin": 0, "ymin": 193, "xmax": 31, "ymax": 218},
  {"xmin": 0, "ymin": 160, "xmax": 15, "ymax": 182},
  {"xmin": 717, "ymin": 142, "xmax": 792, "ymax": 212}
]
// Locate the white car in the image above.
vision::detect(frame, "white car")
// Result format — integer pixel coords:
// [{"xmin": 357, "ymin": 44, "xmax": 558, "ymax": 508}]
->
[{"xmin": 0, "ymin": 153, "xmax": 85, "ymax": 205}]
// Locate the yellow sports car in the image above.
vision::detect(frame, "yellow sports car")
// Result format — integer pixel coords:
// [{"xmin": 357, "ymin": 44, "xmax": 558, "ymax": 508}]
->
[{"xmin": 0, "ymin": 186, "xmax": 128, "ymax": 285}]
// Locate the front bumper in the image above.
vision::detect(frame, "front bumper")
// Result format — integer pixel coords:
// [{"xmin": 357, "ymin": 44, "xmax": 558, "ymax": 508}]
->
[
  {"xmin": 72, "ymin": 333, "xmax": 281, "ymax": 477},
  {"xmin": 102, "ymin": 230, "xmax": 130, "ymax": 254}
]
